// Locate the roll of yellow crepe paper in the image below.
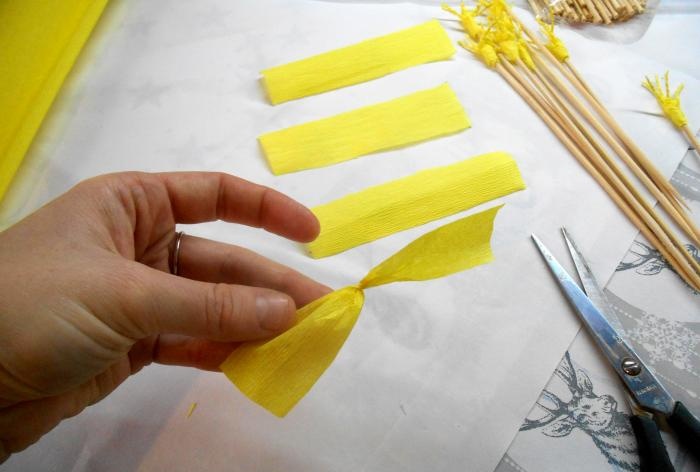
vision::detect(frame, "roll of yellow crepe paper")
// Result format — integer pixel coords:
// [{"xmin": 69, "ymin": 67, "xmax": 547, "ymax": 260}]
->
[
  {"xmin": 0, "ymin": 0, "xmax": 109, "ymax": 202},
  {"xmin": 222, "ymin": 204, "xmax": 506, "ymax": 417}
]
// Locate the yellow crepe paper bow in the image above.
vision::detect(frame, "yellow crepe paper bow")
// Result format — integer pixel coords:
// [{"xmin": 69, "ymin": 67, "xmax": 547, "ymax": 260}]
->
[
  {"xmin": 454, "ymin": 5, "xmax": 535, "ymax": 71},
  {"xmin": 479, "ymin": 0, "xmax": 511, "ymax": 23},
  {"xmin": 460, "ymin": 31, "xmax": 499, "ymax": 68},
  {"xmin": 442, "ymin": 2, "xmax": 484, "ymax": 41},
  {"xmin": 221, "ymin": 205, "xmax": 504, "ymax": 417},
  {"xmin": 536, "ymin": 11, "xmax": 569, "ymax": 62},
  {"xmin": 642, "ymin": 72, "xmax": 688, "ymax": 128}
]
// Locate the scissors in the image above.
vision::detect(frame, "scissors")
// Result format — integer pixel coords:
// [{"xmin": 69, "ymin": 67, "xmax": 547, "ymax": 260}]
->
[{"xmin": 532, "ymin": 229, "xmax": 700, "ymax": 472}]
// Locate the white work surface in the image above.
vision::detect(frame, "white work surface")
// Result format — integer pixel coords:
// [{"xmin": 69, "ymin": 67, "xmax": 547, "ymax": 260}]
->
[{"xmin": 1, "ymin": 1, "xmax": 699, "ymax": 471}]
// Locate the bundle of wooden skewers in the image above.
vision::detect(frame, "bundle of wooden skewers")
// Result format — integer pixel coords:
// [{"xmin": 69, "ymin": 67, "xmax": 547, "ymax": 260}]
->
[
  {"xmin": 527, "ymin": 0, "xmax": 646, "ymax": 24},
  {"xmin": 442, "ymin": 1, "xmax": 700, "ymax": 291}
]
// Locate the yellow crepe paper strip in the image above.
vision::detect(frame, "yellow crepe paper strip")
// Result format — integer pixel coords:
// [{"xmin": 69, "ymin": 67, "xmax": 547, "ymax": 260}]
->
[
  {"xmin": 258, "ymin": 84, "xmax": 470, "ymax": 175},
  {"xmin": 221, "ymin": 205, "xmax": 504, "ymax": 417},
  {"xmin": 0, "ymin": 0, "xmax": 108, "ymax": 202},
  {"xmin": 307, "ymin": 151, "xmax": 525, "ymax": 258},
  {"xmin": 642, "ymin": 72, "xmax": 688, "ymax": 128},
  {"xmin": 261, "ymin": 20, "xmax": 456, "ymax": 105}
]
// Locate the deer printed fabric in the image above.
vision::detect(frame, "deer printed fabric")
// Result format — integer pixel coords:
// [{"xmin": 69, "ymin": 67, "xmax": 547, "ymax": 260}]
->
[
  {"xmin": 307, "ymin": 151, "xmax": 526, "ymax": 258},
  {"xmin": 221, "ymin": 205, "xmax": 504, "ymax": 417},
  {"xmin": 261, "ymin": 20, "xmax": 455, "ymax": 104},
  {"xmin": 258, "ymin": 84, "xmax": 470, "ymax": 175}
]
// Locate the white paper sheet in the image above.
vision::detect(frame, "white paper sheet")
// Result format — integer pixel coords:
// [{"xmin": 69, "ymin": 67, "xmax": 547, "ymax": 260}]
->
[{"xmin": 2, "ymin": 1, "xmax": 699, "ymax": 471}]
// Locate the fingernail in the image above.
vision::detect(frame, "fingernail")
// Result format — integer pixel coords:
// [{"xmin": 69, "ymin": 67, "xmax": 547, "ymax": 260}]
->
[{"xmin": 256, "ymin": 293, "xmax": 293, "ymax": 332}]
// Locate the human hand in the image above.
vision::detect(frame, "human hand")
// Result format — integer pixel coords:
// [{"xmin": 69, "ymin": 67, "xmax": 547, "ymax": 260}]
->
[{"xmin": 0, "ymin": 172, "xmax": 331, "ymax": 462}]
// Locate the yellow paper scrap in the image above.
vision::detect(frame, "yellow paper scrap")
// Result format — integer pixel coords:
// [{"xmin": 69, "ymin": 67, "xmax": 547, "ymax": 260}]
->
[
  {"xmin": 261, "ymin": 20, "xmax": 456, "ymax": 105},
  {"xmin": 0, "ymin": 0, "xmax": 108, "ymax": 202},
  {"xmin": 222, "ymin": 205, "xmax": 505, "ymax": 417},
  {"xmin": 308, "ymin": 151, "xmax": 525, "ymax": 258},
  {"xmin": 259, "ymin": 84, "xmax": 470, "ymax": 175}
]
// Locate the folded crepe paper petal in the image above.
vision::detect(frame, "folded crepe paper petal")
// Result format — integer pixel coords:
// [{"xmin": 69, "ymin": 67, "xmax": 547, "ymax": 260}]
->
[
  {"xmin": 307, "ymin": 151, "xmax": 525, "ymax": 258},
  {"xmin": 259, "ymin": 83, "xmax": 470, "ymax": 175},
  {"xmin": 261, "ymin": 20, "xmax": 456, "ymax": 105},
  {"xmin": 221, "ymin": 286, "xmax": 365, "ymax": 417},
  {"xmin": 0, "ymin": 0, "xmax": 108, "ymax": 202},
  {"xmin": 221, "ymin": 205, "xmax": 504, "ymax": 417}
]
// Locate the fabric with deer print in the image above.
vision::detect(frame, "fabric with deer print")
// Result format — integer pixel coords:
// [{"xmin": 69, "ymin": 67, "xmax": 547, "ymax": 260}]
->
[
  {"xmin": 521, "ymin": 352, "xmax": 639, "ymax": 472},
  {"xmin": 617, "ymin": 241, "xmax": 700, "ymax": 295}
]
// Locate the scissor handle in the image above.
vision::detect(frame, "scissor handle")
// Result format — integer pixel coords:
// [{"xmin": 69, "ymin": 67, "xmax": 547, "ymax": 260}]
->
[
  {"xmin": 630, "ymin": 414, "xmax": 674, "ymax": 472},
  {"xmin": 668, "ymin": 401, "xmax": 700, "ymax": 463}
]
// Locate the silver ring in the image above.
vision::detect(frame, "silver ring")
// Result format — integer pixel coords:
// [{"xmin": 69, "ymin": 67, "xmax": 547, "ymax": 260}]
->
[{"xmin": 172, "ymin": 231, "xmax": 185, "ymax": 276}]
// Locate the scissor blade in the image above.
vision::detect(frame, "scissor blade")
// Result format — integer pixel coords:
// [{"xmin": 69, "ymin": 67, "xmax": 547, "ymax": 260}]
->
[
  {"xmin": 531, "ymin": 234, "xmax": 674, "ymax": 415},
  {"xmin": 560, "ymin": 228, "xmax": 625, "ymax": 333}
]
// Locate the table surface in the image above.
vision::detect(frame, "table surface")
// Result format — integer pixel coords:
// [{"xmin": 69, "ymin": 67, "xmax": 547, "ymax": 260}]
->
[{"xmin": 1, "ymin": 2, "xmax": 699, "ymax": 472}]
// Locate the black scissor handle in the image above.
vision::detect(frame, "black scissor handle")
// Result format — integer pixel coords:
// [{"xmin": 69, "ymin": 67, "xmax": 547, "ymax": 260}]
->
[
  {"xmin": 630, "ymin": 414, "xmax": 674, "ymax": 472},
  {"xmin": 668, "ymin": 401, "xmax": 700, "ymax": 463}
]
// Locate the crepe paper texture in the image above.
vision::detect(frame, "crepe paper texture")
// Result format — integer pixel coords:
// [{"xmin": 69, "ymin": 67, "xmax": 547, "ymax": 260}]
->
[
  {"xmin": 307, "ymin": 151, "xmax": 525, "ymax": 258},
  {"xmin": 0, "ymin": 0, "xmax": 108, "ymax": 202},
  {"xmin": 221, "ymin": 205, "xmax": 503, "ymax": 417},
  {"xmin": 261, "ymin": 20, "xmax": 456, "ymax": 105},
  {"xmin": 259, "ymin": 83, "xmax": 470, "ymax": 175},
  {"xmin": 643, "ymin": 72, "xmax": 688, "ymax": 128}
]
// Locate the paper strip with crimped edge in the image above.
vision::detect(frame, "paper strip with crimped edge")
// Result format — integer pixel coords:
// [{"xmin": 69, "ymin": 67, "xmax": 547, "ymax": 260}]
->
[
  {"xmin": 0, "ymin": 0, "xmax": 109, "ymax": 202},
  {"xmin": 221, "ymin": 205, "xmax": 504, "ymax": 417},
  {"xmin": 259, "ymin": 83, "xmax": 470, "ymax": 175},
  {"xmin": 261, "ymin": 20, "xmax": 456, "ymax": 105},
  {"xmin": 307, "ymin": 151, "xmax": 525, "ymax": 258}
]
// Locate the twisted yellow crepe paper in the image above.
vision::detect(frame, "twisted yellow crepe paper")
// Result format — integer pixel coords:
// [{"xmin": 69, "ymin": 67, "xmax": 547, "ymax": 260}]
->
[
  {"xmin": 261, "ymin": 20, "xmax": 456, "ymax": 105},
  {"xmin": 442, "ymin": 2, "xmax": 484, "ymax": 41},
  {"xmin": 643, "ymin": 72, "xmax": 688, "ymax": 128},
  {"xmin": 536, "ymin": 12, "xmax": 569, "ymax": 63},
  {"xmin": 221, "ymin": 205, "xmax": 504, "ymax": 417},
  {"xmin": 0, "ymin": 0, "xmax": 108, "ymax": 202},
  {"xmin": 259, "ymin": 84, "xmax": 470, "ymax": 175},
  {"xmin": 308, "ymin": 151, "xmax": 525, "ymax": 258}
]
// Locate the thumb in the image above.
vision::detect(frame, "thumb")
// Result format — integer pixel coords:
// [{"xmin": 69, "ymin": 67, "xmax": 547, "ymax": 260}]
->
[{"xmin": 126, "ymin": 267, "xmax": 297, "ymax": 341}]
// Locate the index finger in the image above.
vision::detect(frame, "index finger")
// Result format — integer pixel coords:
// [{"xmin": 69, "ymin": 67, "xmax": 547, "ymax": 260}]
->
[{"xmin": 158, "ymin": 172, "xmax": 319, "ymax": 243}]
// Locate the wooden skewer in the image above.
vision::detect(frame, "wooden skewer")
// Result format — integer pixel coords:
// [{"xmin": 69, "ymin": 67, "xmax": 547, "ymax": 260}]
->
[
  {"xmin": 581, "ymin": 0, "xmax": 602, "ymax": 23},
  {"xmin": 530, "ymin": 0, "xmax": 644, "ymax": 22},
  {"xmin": 682, "ymin": 126, "xmax": 700, "ymax": 158},
  {"xmin": 495, "ymin": 61, "xmax": 700, "ymax": 290},
  {"xmin": 504, "ymin": 58, "xmax": 700, "ymax": 280},
  {"xmin": 528, "ymin": 61, "xmax": 700, "ymax": 245},
  {"xmin": 512, "ymin": 59, "xmax": 700, "ymax": 277},
  {"xmin": 512, "ymin": 15, "xmax": 687, "ymax": 209},
  {"xmin": 528, "ymin": 52, "xmax": 700, "ymax": 244}
]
